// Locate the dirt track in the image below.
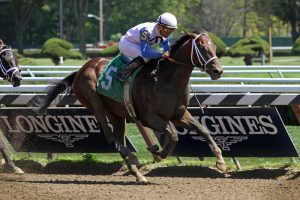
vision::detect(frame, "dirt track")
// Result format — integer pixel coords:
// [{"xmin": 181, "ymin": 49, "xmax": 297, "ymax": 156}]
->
[{"xmin": 0, "ymin": 162, "xmax": 300, "ymax": 200}]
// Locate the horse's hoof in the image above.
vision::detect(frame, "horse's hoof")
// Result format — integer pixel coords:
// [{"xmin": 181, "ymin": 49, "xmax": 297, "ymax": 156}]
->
[
  {"xmin": 136, "ymin": 175, "xmax": 148, "ymax": 183},
  {"xmin": 13, "ymin": 167, "xmax": 24, "ymax": 174},
  {"xmin": 216, "ymin": 160, "xmax": 227, "ymax": 173},
  {"xmin": 152, "ymin": 150, "xmax": 167, "ymax": 159}
]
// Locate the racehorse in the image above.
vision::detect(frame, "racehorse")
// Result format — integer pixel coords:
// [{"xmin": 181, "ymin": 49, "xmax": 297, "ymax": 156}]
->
[
  {"xmin": 33, "ymin": 31, "xmax": 226, "ymax": 182},
  {"xmin": 0, "ymin": 39, "xmax": 23, "ymax": 173}
]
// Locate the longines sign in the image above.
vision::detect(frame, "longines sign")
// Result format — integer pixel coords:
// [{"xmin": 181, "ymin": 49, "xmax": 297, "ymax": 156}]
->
[
  {"xmin": 0, "ymin": 108, "xmax": 136, "ymax": 153},
  {"xmin": 0, "ymin": 107, "xmax": 298, "ymax": 157},
  {"xmin": 156, "ymin": 107, "xmax": 298, "ymax": 157}
]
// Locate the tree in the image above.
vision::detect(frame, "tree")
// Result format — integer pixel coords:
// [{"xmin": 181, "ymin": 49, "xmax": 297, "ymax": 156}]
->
[
  {"xmin": 194, "ymin": 0, "xmax": 246, "ymax": 37},
  {"xmin": 73, "ymin": 0, "xmax": 89, "ymax": 58},
  {"xmin": 8, "ymin": 0, "xmax": 43, "ymax": 53},
  {"xmin": 255, "ymin": 0, "xmax": 300, "ymax": 42}
]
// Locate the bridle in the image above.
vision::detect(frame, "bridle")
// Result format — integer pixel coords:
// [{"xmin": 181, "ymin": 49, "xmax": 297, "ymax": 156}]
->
[
  {"xmin": 191, "ymin": 33, "xmax": 218, "ymax": 71},
  {"xmin": 0, "ymin": 47, "xmax": 20, "ymax": 82},
  {"xmin": 167, "ymin": 33, "xmax": 218, "ymax": 71}
]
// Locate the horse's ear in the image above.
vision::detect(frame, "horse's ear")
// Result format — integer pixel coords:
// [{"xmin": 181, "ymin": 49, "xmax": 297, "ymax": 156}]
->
[
  {"xmin": 188, "ymin": 32, "xmax": 196, "ymax": 38},
  {"xmin": 0, "ymin": 39, "xmax": 3, "ymax": 45}
]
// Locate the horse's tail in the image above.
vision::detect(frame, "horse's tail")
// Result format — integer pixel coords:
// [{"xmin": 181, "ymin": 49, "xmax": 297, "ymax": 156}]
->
[{"xmin": 29, "ymin": 71, "xmax": 77, "ymax": 115}]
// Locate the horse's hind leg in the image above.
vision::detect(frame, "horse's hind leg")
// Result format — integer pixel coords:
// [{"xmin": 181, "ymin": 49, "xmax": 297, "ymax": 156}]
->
[
  {"xmin": 108, "ymin": 114, "xmax": 147, "ymax": 183},
  {"xmin": 0, "ymin": 139, "xmax": 24, "ymax": 174},
  {"xmin": 173, "ymin": 111, "xmax": 227, "ymax": 172},
  {"xmin": 78, "ymin": 92, "xmax": 147, "ymax": 182}
]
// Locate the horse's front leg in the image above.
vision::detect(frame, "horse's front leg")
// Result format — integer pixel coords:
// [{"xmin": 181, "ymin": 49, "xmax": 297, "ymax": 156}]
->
[
  {"xmin": 172, "ymin": 111, "xmax": 227, "ymax": 172},
  {"xmin": 141, "ymin": 114, "xmax": 178, "ymax": 159},
  {"xmin": 0, "ymin": 139, "xmax": 24, "ymax": 174}
]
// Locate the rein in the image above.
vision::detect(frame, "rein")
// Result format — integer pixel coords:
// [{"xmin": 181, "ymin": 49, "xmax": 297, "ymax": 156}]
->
[
  {"xmin": 166, "ymin": 33, "xmax": 218, "ymax": 71},
  {"xmin": 0, "ymin": 48, "xmax": 19, "ymax": 82}
]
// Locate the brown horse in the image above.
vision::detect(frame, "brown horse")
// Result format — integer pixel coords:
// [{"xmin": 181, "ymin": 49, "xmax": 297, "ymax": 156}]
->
[
  {"xmin": 34, "ymin": 31, "xmax": 226, "ymax": 182},
  {"xmin": 0, "ymin": 39, "xmax": 23, "ymax": 174}
]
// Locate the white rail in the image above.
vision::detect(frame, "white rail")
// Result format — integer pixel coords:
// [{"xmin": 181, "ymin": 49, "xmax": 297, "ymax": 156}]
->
[
  {"xmin": 20, "ymin": 65, "xmax": 300, "ymax": 69},
  {"xmin": 1, "ymin": 84, "xmax": 300, "ymax": 93},
  {"xmin": 1, "ymin": 76, "xmax": 299, "ymax": 83}
]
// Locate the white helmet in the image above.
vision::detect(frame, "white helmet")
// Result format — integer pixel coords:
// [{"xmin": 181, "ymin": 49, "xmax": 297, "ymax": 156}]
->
[{"xmin": 157, "ymin": 13, "xmax": 178, "ymax": 29}]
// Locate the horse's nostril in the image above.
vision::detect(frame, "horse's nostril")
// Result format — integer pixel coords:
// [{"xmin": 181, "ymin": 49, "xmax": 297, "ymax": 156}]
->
[
  {"xmin": 13, "ymin": 76, "xmax": 22, "ymax": 81},
  {"xmin": 213, "ymin": 69, "xmax": 220, "ymax": 74}
]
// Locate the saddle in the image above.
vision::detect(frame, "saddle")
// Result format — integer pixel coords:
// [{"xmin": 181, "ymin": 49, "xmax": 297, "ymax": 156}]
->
[{"xmin": 96, "ymin": 55, "xmax": 141, "ymax": 105}]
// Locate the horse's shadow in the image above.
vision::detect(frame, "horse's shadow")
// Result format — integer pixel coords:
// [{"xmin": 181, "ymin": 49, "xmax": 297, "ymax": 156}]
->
[
  {"xmin": 145, "ymin": 166, "xmax": 295, "ymax": 180},
  {"xmin": 8, "ymin": 160, "xmax": 299, "ymax": 180},
  {"xmin": 145, "ymin": 166, "xmax": 225, "ymax": 178},
  {"xmin": 13, "ymin": 159, "xmax": 124, "ymax": 175},
  {"xmin": 5, "ymin": 179, "xmax": 153, "ymax": 186}
]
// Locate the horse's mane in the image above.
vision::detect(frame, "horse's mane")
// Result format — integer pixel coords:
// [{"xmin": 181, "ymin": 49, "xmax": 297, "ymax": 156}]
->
[
  {"xmin": 170, "ymin": 30, "xmax": 207, "ymax": 55},
  {"xmin": 145, "ymin": 30, "xmax": 207, "ymax": 68}
]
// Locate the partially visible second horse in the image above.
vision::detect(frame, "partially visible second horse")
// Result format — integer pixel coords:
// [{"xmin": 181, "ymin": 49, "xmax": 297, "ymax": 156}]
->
[
  {"xmin": 34, "ymin": 31, "xmax": 226, "ymax": 182},
  {"xmin": 0, "ymin": 39, "xmax": 23, "ymax": 173}
]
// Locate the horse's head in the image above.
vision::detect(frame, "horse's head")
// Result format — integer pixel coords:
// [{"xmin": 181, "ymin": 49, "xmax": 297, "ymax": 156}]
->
[
  {"xmin": 0, "ymin": 40, "xmax": 22, "ymax": 87},
  {"xmin": 188, "ymin": 32, "xmax": 223, "ymax": 80}
]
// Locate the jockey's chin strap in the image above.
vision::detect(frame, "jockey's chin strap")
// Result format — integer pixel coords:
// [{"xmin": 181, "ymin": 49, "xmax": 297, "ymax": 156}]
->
[
  {"xmin": 0, "ymin": 48, "xmax": 19, "ymax": 82},
  {"xmin": 165, "ymin": 33, "xmax": 218, "ymax": 71}
]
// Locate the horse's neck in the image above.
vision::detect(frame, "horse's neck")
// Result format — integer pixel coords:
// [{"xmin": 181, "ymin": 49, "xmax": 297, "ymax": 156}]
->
[{"xmin": 160, "ymin": 40, "xmax": 194, "ymax": 90}]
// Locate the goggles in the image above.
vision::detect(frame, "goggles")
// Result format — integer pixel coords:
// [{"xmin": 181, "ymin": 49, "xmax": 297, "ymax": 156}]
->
[{"xmin": 159, "ymin": 24, "xmax": 176, "ymax": 33}]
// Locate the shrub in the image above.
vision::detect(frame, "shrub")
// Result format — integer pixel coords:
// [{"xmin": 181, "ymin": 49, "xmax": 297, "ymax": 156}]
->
[
  {"xmin": 23, "ymin": 49, "xmax": 45, "ymax": 58},
  {"xmin": 87, "ymin": 44, "xmax": 119, "ymax": 58},
  {"xmin": 292, "ymin": 36, "xmax": 300, "ymax": 55},
  {"xmin": 228, "ymin": 36, "xmax": 269, "ymax": 65},
  {"xmin": 18, "ymin": 57, "xmax": 38, "ymax": 66},
  {"xmin": 109, "ymin": 33, "xmax": 122, "ymax": 42},
  {"xmin": 208, "ymin": 32, "xmax": 227, "ymax": 57},
  {"xmin": 13, "ymin": 51, "xmax": 23, "ymax": 59},
  {"xmin": 42, "ymin": 37, "xmax": 83, "ymax": 65}
]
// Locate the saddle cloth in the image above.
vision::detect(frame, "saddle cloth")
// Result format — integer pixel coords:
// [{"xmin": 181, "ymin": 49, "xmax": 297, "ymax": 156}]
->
[{"xmin": 96, "ymin": 55, "xmax": 141, "ymax": 105}]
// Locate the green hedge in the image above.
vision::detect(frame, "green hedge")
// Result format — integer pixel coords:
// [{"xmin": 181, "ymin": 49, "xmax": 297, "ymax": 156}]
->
[
  {"xmin": 18, "ymin": 57, "xmax": 38, "ymax": 66},
  {"xmin": 228, "ymin": 36, "xmax": 270, "ymax": 65},
  {"xmin": 42, "ymin": 37, "xmax": 83, "ymax": 65},
  {"xmin": 23, "ymin": 49, "xmax": 45, "ymax": 58},
  {"xmin": 292, "ymin": 37, "xmax": 300, "ymax": 55},
  {"xmin": 228, "ymin": 35, "xmax": 270, "ymax": 57},
  {"xmin": 87, "ymin": 44, "xmax": 119, "ymax": 58}
]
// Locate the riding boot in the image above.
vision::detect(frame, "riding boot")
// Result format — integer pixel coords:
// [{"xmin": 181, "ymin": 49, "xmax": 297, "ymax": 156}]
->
[{"xmin": 115, "ymin": 56, "xmax": 145, "ymax": 82}]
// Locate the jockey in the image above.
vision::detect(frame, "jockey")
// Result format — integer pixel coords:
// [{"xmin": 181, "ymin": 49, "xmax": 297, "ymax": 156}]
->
[{"xmin": 115, "ymin": 12, "xmax": 178, "ymax": 81}]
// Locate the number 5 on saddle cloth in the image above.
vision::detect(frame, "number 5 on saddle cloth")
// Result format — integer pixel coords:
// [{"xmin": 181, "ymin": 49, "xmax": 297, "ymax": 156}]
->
[{"xmin": 96, "ymin": 55, "xmax": 141, "ymax": 104}]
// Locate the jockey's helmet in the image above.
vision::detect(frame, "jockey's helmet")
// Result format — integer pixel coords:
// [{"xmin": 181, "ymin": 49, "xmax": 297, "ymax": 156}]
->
[{"xmin": 157, "ymin": 13, "xmax": 178, "ymax": 29}]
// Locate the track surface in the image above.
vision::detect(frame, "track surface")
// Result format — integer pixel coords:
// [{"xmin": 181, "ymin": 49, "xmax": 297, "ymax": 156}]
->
[{"xmin": 0, "ymin": 162, "xmax": 300, "ymax": 200}]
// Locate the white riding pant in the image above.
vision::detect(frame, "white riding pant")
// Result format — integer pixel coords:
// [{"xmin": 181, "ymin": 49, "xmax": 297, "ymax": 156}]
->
[{"xmin": 119, "ymin": 37, "xmax": 150, "ymax": 62}]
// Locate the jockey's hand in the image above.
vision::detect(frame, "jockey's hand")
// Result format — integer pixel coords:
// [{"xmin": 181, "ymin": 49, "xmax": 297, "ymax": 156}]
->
[{"xmin": 162, "ymin": 51, "xmax": 170, "ymax": 59}]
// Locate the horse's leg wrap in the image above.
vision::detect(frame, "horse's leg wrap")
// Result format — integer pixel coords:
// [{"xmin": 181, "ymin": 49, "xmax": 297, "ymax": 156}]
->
[
  {"xmin": 115, "ymin": 141, "xmax": 140, "ymax": 166},
  {"xmin": 115, "ymin": 141, "xmax": 147, "ymax": 182},
  {"xmin": 0, "ymin": 139, "xmax": 24, "ymax": 174}
]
